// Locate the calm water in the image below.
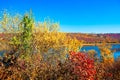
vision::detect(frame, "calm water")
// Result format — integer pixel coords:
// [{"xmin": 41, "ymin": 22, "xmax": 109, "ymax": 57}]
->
[{"xmin": 81, "ymin": 44, "xmax": 120, "ymax": 60}]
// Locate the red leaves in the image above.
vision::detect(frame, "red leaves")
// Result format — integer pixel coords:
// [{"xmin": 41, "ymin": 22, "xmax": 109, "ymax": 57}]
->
[
  {"xmin": 105, "ymin": 73, "xmax": 113, "ymax": 77},
  {"xmin": 69, "ymin": 51, "xmax": 96, "ymax": 80}
]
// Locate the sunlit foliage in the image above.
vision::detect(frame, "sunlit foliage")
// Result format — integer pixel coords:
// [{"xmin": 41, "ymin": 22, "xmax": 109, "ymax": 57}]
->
[
  {"xmin": 69, "ymin": 51, "xmax": 96, "ymax": 80},
  {"xmin": 33, "ymin": 20, "xmax": 83, "ymax": 64},
  {"xmin": 0, "ymin": 11, "xmax": 120, "ymax": 80},
  {"xmin": 99, "ymin": 42, "xmax": 114, "ymax": 64}
]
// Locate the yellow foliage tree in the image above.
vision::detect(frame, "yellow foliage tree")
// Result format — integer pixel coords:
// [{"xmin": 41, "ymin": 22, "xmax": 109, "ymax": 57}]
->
[
  {"xmin": 33, "ymin": 20, "xmax": 83, "ymax": 64},
  {"xmin": 99, "ymin": 43, "xmax": 114, "ymax": 64},
  {"xmin": 0, "ymin": 11, "xmax": 83, "ymax": 65}
]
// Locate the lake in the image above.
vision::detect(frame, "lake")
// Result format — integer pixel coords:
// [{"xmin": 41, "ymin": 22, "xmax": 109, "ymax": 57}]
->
[{"xmin": 81, "ymin": 44, "xmax": 120, "ymax": 60}]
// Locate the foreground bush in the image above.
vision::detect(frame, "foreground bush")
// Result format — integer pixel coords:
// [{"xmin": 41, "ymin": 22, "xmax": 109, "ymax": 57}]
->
[
  {"xmin": 69, "ymin": 51, "xmax": 96, "ymax": 80},
  {"xmin": 0, "ymin": 51, "xmax": 96, "ymax": 80},
  {"xmin": 94, "ymin": 59, "xmax": 120, "ymax": 80}
]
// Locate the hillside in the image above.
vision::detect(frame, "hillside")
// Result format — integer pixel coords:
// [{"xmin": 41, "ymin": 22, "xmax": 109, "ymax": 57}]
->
[{"xmin": 67, "ymin": 33, "xmax": 120, "ymax": 43}]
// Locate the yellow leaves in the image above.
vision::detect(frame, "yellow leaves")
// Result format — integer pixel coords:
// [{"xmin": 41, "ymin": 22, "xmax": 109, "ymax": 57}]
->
[
  {"xmin": 67, "ymin": 37, "xmax": 83, "ymax": 52},
  {"xmin": 57, "ymin": 77, "xmax": 63, "ymax": 80},
  {"xmin": 0, "ymin": 12, "xmax": 21, "ymax": 33},
  {"xmin": 99, "ymin": 43, "xmax": 114, "ymax": 64},
  {"xmin": 33, "ymin": 22, "xmax": 82, "ymax": 64},
  {"xmin": 87, "ymin": 50, "xmax": 97, "ymax": 59}
]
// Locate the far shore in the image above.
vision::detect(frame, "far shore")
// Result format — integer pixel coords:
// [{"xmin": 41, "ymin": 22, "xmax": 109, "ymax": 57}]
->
[{"xmin": 83, "ymin": 43, "xmax": 120, "ymax": 46}]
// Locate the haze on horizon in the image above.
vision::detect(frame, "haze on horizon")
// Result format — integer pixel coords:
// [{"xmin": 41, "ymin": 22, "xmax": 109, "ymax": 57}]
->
[{"xmin": 0, "ymin": 0, "xmax": 120, "ymax": 33}]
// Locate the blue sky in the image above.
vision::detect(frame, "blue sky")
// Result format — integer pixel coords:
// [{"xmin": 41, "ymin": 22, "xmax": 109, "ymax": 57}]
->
[{"xmin": 0, "ymin": 0, "xmax": 120, "ymax": 33}]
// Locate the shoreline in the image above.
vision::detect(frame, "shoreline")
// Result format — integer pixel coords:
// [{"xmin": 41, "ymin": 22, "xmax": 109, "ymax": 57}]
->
[{"xmin": 82, "ymin": 43, "xmax": 120, "ymax": 46}]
